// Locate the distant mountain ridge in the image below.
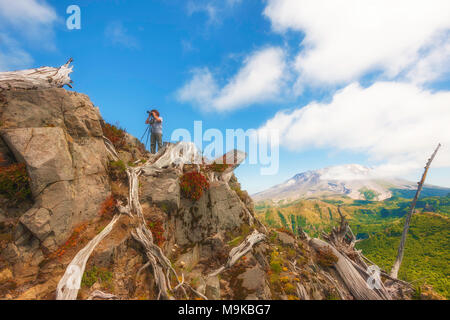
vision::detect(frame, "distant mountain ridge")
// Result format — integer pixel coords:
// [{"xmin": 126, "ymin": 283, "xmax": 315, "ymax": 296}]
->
[{"xmin": 253, "ymin": 164, "xmax": 450, "ymax": 203}]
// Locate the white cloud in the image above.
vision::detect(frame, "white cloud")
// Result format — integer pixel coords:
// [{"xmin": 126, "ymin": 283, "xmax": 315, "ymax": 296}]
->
[
  {"xmin": 187, "ymin": 1, "xmax": 219, "ymax": 24},
  {"xmin": 0, "ymin": 0, "xmax": 56, "ymax": 29},
  {"xmin": 187, "ymin": 0, "xmax": 243, "ymax": 25},
  {"xmin": 177, "ymin": 47, "xmax": 289, "ymax": 111},
  {"xmin": 105, "ymin": 21, "xmax": 139, "ymax": 49},
  {"xmin": 178, "ymin": 68, "xmax": 218, "ymax": 108},
  {"xmin": 264, "ymin": 0, "xmax": 450, "ymax": 87},
  {"xmin": 405, "ymin": 35, "xmax": 450, "ymax": 85},
  {"xmin": 0, "ymin": 0, "xmax": 57, "ymax": 71},
  {"xmin": 0, "ymin": 34, "xmax": 33, "ymax": 71},
  {"xmin": 258, "ymin": 81, "xmax": 450, "ymax": 177}
]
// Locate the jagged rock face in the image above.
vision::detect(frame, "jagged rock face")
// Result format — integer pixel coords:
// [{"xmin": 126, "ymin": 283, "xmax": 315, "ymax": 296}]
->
[
  {"xmin": 140, "ymin": 168, "xmax": 180, "ymax": 212},
  {"xmin": 171, "ymin": 181, "xmax": 249, "ymax": 246},
  {"xmin": 2, "ymin": 127, "xmax": 74, "ymax": 196},
  {"xmin": 0, "ymin": 88, "xmax": 110, "ymax": 256}
]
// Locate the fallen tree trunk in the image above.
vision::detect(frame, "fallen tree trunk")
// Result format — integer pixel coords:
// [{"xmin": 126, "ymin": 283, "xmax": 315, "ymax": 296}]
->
[
  {"xmin": 208, "ymin": 230, "xmax": 266, "ymax": 277},
  {"xmin": 56, "ymin": 214, "xmax": 121, "ymax": 300},
  {"xmin": 0, "ymin": 58, "xmax": 74, "ymax": 91},
  {"xmin": 128, "ymin": 159, "xmax": 209, "ymax": 300},
  {"xmin": 87, "ymin": 290, "xmax": 119, "ymax": 300},
  {"xmin": 103, "ymin": 136, "xmax": 120, "ymax": 161},
  {"xmin": 309, "ymin": 238, "xmax": 386, "ymax": 300}
]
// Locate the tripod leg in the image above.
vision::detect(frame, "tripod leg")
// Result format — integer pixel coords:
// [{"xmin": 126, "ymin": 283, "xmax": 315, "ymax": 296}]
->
[
  {"xmin": 140, "ymin": 126, "xmax": 149, "ymax": 142},
  {"xmin": 146, "ymin": 130, "xmax": 151, "ymax": 151}
]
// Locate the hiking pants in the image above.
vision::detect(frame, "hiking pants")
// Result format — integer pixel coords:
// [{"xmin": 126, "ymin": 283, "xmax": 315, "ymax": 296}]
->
[{"xmin": 151, "ymin": 132, "xmax": 162, "ymax": 154}]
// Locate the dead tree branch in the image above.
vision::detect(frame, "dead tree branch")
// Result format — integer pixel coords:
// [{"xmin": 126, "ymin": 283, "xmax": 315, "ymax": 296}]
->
[
  {"xmin": 208, "ymin": 230, "xmax": 266, "ymax": 277},
  {"xmin": 390, "ymin": 143, "xmax": 441, "ymax": 278},
  {"xmin": 0, "ymin": 58, "xmax": 74, "ymax": 91}
]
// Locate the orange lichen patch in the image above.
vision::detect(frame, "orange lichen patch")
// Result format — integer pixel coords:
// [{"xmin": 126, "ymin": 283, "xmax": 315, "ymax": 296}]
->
[
  {"xmin": 99, "ymin": 195, "xmax": 116, "ymax": 218},
  {"xmin": 102, "ymin": 122, "xmax": 126, "ymax": 150},
  {"xmin": 48, "ymin": 223, "xmax": 88, "ymax": 259}
]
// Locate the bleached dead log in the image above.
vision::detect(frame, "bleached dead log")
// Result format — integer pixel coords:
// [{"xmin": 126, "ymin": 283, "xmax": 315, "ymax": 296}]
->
[
  {"xmin": 205, "ymin": 150, "xmax": 247, "ymax": 183},
  {"xmin": 103, "ymin": 136, "xmax": 120, "ymax": 161},
  {"xmin": 309, "ymin": 238, "xmax": 386, "ymax": 300},
  {"xmin": 56, "ymin": 214, "xmax": 121, "ymax": 300},
  {"xmin": 297, "ymin": 226, "xmax": 310, "ymax": 241},
  {"xmin": 131, "ymin": 225, "xmax": 173, "ymax": 300},
  {"xmin": 87, "ymin": 290, "xmax": 119, "ymax": 300},
  {"xmin": 322, "ymin": 206, "xmax": 375, "ymax": 272},
  {"xmin": 296, "ymin": 283, "xmax": 310, "ymax": 300},
  {"xmin": 127, "ymin": 165, "xmax": 190, "ymax": 299},
  {"xmin": 390, "ymin": 143, "xmax": 441, "ymax": 278},
  {"xmin": 319, "ymin": 270, "xmax": 351, "ymax": 300},
  {"xmin": 208, "ymin": 230, "xmax": 266, "ymax": 277},
  {"xmin": 153, "ymin": 142, "xmax": 202, "ymax": 171},
  {"xmin": 0, "ymin": 58, "xmax": 74, "ymax": 91},
  {"xmin": 117, "ymin": 201, "xmax": 133, "ymax": 217},
  {"xmin": 323, "ymin": 205, "xmax": 355, "ymax": 248},
  {"xmin": 338, "ymin": 250, "xmax": 391, "ymax": 300}
]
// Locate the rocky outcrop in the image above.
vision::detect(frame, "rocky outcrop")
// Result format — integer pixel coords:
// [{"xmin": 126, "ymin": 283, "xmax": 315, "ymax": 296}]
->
[
  {"xmin": 140, "ymin": 168, "xmax": 180, "ymax": 212},
  {"xmin": 0, "ymin": 88, "xmax": 110, "ymax": 257},
  {"xmin": 170, "ymin": 181, "xmax": 250, "ymax": 246},
  {"xmin": 0, "ymin": 77, "xmax": 418, "ymax": 301}
]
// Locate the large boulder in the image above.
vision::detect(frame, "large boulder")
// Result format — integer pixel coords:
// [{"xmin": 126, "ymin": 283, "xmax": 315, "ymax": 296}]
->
[
  {"xmin": 0, "ymin": 88, "xmax": 110, "ymax": 253},
  {"xmin": 173, "ymin": 181, "xmax": 248, "ymax": 246},
  {"xmin": 140, "ymin": 168, "xmax": 180, "ymax": 212},
  {"xmin": 1, "ymin": 127, "xmax": 74, "ymax": 196},
  {"xmin": 0, "ymin": 89, "xmax": 103, "ymax": 138},
  {"xmin": 237, "ymin": 265, "xmax": 271, "ymax": 300}
]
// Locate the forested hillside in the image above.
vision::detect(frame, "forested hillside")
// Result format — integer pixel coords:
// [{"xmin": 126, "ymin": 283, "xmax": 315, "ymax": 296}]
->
[{"xmin": 256, "ymin": 195, "xmax": 450, "ymax": 298}]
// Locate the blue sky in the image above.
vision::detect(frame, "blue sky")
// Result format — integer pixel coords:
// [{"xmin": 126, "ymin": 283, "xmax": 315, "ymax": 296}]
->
[{"xmin": 1, "ymin": 0, "xmax": 450, "ymax": 193}]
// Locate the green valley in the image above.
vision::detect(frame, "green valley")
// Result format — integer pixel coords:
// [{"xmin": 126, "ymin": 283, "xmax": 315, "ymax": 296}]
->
[{"xmin": 256, "ymin": 194, "xmax": 450, "ymax": 298}]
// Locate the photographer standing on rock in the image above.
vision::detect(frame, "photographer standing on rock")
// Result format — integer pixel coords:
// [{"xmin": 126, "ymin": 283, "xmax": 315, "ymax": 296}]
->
[{"xmin": 145, "ymin": 109, "xmax": 163, "ymax": 154}]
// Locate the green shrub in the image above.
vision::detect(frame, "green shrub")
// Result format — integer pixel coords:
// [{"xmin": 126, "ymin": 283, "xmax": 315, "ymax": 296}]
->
[
  {"xmin": 205, "ymin": 161, "xmax": 231, "ymax": 173},
  {"xmin": 81, "ymin": 266, "xmax": 113, "ymax": 288},
  {"xmin": 326, "ymin": 291, "xmax": 341, "ymax": 300},
  {"xmin": 109, "ymin": 160, "xmax": 127, "ymax": 181},
  {"xmin": 227, "ymin": 235, "xmax": 244, "ymax": 247},
  {"xmin": 270, "ymin": 250, "xmax": 283, "ymax": 274},
  {"xmin": 284, "ymin": 283, "xmax": 296, "ymax": 294},
  {"xmin": 0, "ymin": 162, "xmax": 31, "ymax": 204},
  {"xmin": 359, "ymin": 188, "xmax": 379, "ymax": 201},
  {"xmin": 231, "ymin": 185, "xmax": 249, "ymax": 204}
]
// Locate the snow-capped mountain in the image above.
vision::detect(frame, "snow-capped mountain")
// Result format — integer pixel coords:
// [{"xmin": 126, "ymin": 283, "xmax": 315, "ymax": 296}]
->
[{"xmin": 252, "ymin": 164, "xmax": 449, "ymax": 202}]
